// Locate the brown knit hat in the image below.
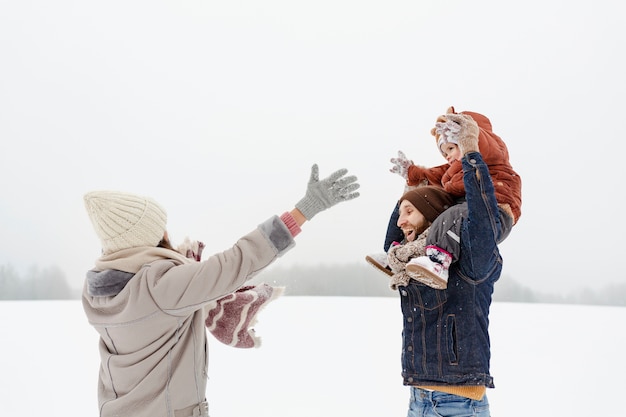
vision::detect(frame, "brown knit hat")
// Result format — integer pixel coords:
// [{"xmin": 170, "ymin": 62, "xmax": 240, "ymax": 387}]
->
[{"xmin": 399, "ymin": 186, "xmax": 455, "ymax": 223}]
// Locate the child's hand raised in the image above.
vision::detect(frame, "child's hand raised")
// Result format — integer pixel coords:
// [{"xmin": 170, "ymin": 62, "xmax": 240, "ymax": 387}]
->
[
  {"xmin": 390, "ymin": 150, "xmax": 413, "ymax": 179},
  {"xmin": 444, "ymin": 114, "xmax": 480, "ymax": 156}
]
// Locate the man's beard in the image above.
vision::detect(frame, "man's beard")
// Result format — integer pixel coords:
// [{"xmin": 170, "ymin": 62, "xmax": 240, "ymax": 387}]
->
[{"xmin": 402, "ymin": 224, "xmax": 420, "ymax": 242}]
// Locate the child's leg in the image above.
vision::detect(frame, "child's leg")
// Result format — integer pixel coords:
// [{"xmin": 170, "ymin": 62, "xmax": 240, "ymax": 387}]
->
[
  {"xmin": 429, "ymin": 204, "xmax": 513, "ymax": 249},
  {"xmin": 422, "ymin": 204, "xmax": 512, "ymax": 263},
  {"xmin": 405, "ymin": 203, "xmax": 467, "ymax": 289},
  {"xmin": 425, "ymin": 203, "xmax": 467, "ymax": 262}
]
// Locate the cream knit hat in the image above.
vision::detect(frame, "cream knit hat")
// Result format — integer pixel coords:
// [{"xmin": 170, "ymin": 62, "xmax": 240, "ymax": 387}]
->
[{"xmin": 84, "ymin": 190, "xmax": 167, "ymax": 254}]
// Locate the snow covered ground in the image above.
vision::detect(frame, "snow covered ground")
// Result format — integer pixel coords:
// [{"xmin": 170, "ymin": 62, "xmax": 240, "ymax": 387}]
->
[{"xmin": 1, "ymin": 297, "xmax": 623, "ymax": 416}]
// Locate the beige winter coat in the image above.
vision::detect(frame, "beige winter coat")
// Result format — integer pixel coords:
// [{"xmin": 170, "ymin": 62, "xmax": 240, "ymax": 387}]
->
[{"xmin": 82, "ymin": 216, "xmax": 295, "ymax": 417}]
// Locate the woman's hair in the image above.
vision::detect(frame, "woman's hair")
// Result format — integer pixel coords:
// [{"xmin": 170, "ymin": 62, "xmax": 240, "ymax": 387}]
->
[{"xmin": 157, "ymin": 236, "xmax": 175, "ymax": 251}]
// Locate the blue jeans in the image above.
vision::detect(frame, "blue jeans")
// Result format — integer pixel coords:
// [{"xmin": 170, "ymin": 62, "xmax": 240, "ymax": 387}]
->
[{"xmin": 407, "ymin": 388, "xmax": 490, "ymax": 417}]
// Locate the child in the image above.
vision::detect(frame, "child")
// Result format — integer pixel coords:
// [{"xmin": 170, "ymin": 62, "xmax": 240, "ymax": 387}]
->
[{"xmin": 369, "ymin": 107, "xmax": 522, "ymax": 289}]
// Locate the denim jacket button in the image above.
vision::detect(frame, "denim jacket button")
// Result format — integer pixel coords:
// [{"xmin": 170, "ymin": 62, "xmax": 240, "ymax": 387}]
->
[
  {"xmin": 401, "ymin": 290, "xmax": 408, "ymax": 296},
  {"xmin": 407, "ymin": 317, "xmax": 413, "ymax": 323},
  {"xmin": 407, "ymin": 345, "xmax": 413, "ymax": 351}
]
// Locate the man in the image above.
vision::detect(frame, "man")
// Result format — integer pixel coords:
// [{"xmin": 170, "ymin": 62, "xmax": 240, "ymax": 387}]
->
[{"xmin": 395, "ymin": 113, "xmax": 506, "ymax": 417}]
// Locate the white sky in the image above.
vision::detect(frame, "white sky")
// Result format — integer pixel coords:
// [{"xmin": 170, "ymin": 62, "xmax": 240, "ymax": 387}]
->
[
  {"xmin": 1, "ymin": 298, "xmax": 624, "ymax": 416},
  {"xmin": 1, "ymin": 0, "xmax": 625, "ymax": 294}
]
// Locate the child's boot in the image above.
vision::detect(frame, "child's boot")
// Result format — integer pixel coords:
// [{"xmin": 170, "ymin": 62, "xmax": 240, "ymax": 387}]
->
[
  {"xmin": 405, "ymin": 246, "xmax": 452, "ymax": 289},
  {"xmin": 365, "ymin": 253, "xmax": 393, "ymax": 277}
]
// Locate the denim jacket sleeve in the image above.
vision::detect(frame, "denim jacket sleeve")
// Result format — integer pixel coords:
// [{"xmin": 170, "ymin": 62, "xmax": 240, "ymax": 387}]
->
[{"xmin": 459, "ymin": 152, "xmax": 503, "ymax": 281}]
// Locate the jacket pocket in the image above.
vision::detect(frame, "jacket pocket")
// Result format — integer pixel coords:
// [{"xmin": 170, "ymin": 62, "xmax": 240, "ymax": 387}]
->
[
  {"xmin": 411, "ymin": 285, "xmax": 448, "ymax": 311},
  {"xmin": 445, "ymin": 314, "xmax": 459, "ymax": 365}
]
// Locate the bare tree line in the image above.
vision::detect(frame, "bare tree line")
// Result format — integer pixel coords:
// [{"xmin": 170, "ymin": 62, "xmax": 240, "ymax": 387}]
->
[
  {"xmin": 250, "ymin": 264, "xmax": 626, "ymax": 307},
  {"xmin": 0, "ymin": 264, "xmax": 78, "ymax": 300},
  {"xmin": 1, "ymin": 263, "xmax": 625, "ymax": 306}
]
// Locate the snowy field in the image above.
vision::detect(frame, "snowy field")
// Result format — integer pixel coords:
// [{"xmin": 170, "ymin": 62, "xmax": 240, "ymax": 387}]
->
[{"xmin": 1, "ymin": 297, "xmax": 624, "ymax": 417}]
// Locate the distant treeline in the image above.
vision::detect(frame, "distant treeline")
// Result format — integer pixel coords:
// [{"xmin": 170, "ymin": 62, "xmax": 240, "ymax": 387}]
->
[
  {"xmin": 0, "ymin": 264, "xmax": 79, "ymax": 300},
  {"xmin": 1, "ymin": 263, "xmax": 625, "ymax": 306},
  {"xmin": 250, "ymin": 264, "xmax": 626, "ymax": 307}
]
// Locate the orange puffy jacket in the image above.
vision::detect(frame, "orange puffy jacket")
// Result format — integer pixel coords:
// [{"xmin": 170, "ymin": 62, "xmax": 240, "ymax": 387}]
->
[{"xmin": 407, "ymin": 108, "xmax": 522, "ymax": 224}]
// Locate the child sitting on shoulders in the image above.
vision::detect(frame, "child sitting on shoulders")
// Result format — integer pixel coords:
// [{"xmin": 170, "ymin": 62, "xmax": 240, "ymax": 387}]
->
[{"xmin": 368, "ymin": 108, "xmax": 522, "ymax": 289}]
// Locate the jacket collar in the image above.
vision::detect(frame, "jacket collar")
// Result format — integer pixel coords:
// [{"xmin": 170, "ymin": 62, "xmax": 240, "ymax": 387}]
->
[
  {"xmin": 86, "ymin": 269, "xmax": 134, "ymax": 297},
  {"xmin": 86, "ymin": 246, "xmax": 192, "ymax": 297}
]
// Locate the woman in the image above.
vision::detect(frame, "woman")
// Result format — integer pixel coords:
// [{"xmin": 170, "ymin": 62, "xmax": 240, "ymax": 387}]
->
[{"xmin": 82, "ymin": 164, "xmax": 359, "ymax": 417}]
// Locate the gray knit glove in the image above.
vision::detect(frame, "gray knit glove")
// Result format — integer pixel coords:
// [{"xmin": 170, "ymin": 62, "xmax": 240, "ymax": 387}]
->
[
  {"xmin": 296, "ymin": 164, "xmax": 360, "ymax": 220},
  {"xmin": 444, "ymin": 113, "xmax": 480, "ymax": 156}
]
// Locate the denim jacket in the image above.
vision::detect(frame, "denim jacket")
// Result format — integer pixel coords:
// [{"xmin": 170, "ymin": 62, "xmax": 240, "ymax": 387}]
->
[{"xmin": 399, "ymin": 152, "xmax": 504, "ymax": 388}]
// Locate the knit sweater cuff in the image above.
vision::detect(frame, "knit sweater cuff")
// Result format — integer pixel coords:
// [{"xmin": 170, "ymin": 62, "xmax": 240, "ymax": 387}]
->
[
  {"xmin": 418, "ymin": 385, "xmax": 486, "ymax": 401},
  {"xmin": 280, "ymin": 212, "xmax": 301, "ymax": 237}
]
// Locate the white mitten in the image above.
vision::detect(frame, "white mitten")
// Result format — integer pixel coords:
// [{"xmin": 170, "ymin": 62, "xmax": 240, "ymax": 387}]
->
[
  {"xmin": 444, "ymin": 113, "xmax": 480, "ymax": 156},
  {"xmin": 176, "ymin": 237, "xmax": 205, "ymax": 261},
  {"xmin": 389, "ymin": 150, "xmax": 413, "ymax": 179}
]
